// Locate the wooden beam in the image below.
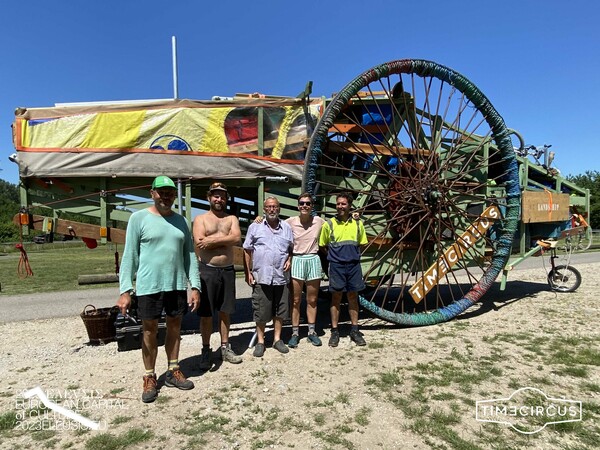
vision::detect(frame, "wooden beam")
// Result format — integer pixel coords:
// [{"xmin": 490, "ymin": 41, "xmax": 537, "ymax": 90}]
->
[
  {"xmin": 13, "ymin": 214, "xmax": 126, "ymax": 244},
  {"xmin": 328, "ymin": 123, "xmax": 389, "ymax": 134},
  {"xmin": 78, "ymin": 274, "xmax": 119, "ymax": 285},
  {"xmin": 328, "ymin": 141, "xmax": 430, "ymax": 157}
]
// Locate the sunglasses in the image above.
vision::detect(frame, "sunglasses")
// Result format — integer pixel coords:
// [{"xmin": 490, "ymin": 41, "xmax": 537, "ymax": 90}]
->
[{"xmin": 298, "ymin": 201, "xmax": 312, "ymax": 206}]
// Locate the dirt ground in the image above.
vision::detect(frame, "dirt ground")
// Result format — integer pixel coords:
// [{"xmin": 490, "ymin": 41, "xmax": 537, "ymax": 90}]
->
[{"xmin": 0, "ymin": 261, "xmax": 599, "ymax": 450}]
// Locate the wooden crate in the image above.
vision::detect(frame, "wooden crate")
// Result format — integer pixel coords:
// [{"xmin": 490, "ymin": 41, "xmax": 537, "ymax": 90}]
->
[{"xmin": 521, "ymin": 191, "xmax": 570, "ymax": 223}]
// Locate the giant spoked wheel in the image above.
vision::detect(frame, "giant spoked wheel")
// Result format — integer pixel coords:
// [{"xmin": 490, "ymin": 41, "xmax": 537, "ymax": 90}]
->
[{"xmin": 303, "ymin": 59, "xmax": 521, "ymax": 326}]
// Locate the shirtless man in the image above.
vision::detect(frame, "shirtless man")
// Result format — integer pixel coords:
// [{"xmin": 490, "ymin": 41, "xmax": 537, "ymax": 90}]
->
[{"xmin": 193, "ymin": 182, "xmax": 243, "ymax": 369}]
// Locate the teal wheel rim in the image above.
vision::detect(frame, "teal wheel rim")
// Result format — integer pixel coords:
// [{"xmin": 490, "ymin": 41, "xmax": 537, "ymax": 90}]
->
[{"xmin": 303, "ymin": 59, "xmax": 520, "ymax": 326}]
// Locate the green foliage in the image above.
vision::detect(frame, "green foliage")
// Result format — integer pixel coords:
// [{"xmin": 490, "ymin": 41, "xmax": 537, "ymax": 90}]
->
[
  {"xmin": 567, "ymin": 170, "xmax": 600, "ymax": 228},
  {"xmin": 0, "ymin": 411, "xmax": 17, "ymax": 431},
  {"xmin": 0, "ymin": 179, "xmax": 20, "ymax": 242},
  {"xmin": 0, "ymin": 179, "xmax": 19, "ymax": 203}
]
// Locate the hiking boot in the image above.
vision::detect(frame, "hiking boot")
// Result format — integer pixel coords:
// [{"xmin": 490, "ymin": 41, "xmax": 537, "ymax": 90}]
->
[
  {"xmin": 253, "ymin": 343, "xmax": 266, "ymax": 357},
  {"xmin": 307, "ymin": 333, "xmax": 322, "ymax": 347},
  {"xmin": 142, "ymin": 374, "xmax": 158, "ymax": 403},
  {"xmin": 273, "ymin": 340, "xmax": 289, "ymax": 354},
  {"xmin": 165, "ymin": 369, "xmax": 194, "ymax": 390},
  {"xmin": 328, "ymin": 330, "xmax": 340, "ymax": 347},
  {"xmin": 198, "ymin": 347, "xmax": 212, "ymax": 371},
  {"xmin": 288, "ymin": 334, "xmax": 300, "ymax": 348},
  {"xmin": 221, "ymin": 345, "xmax": 242, "ymax": 364},
  {"xmin": 350, "ymin": 330, "xmax": 367, "ymax": 346}
]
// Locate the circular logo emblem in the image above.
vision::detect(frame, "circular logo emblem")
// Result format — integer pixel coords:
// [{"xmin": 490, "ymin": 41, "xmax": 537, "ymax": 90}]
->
[{"xmin": 150, "ymin": 135, "xmax": 191, "ymax": 151}]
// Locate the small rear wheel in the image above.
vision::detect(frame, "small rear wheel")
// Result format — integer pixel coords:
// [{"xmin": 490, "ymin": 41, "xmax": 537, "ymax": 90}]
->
[{"xmin": 547, "ymin": 265, "xmax": 581, "ymax": 292}]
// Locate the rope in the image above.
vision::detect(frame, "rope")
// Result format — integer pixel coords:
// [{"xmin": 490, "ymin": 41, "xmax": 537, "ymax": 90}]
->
[
  {"xmin": 543, "ymin": 188, "xmax": 554, "ymax": 221},
  {"xmin": 15, "ymin": 243, "xmax": 34, "ymax": 278}
]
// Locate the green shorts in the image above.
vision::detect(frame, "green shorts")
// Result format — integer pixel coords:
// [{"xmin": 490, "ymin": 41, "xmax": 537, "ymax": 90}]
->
[{"xmin": 291, "ymin": 254, "xmax": 322, "ymax": 281}]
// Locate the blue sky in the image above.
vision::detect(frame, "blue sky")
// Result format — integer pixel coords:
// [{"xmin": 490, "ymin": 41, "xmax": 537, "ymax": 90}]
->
[{"xmin": 0, "ymin": 0, "xmax": 598, "ymax": 184}]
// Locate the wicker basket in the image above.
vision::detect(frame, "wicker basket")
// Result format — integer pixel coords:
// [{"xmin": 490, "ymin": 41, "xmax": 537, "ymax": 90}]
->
[{"xmin": 80, "ymin": 304, "xmax": 118, "ymax": 345}]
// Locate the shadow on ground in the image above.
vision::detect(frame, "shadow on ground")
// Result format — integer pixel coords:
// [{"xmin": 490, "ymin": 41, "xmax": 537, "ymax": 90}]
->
[{"xmin": 178, "ymin": 278, "xmax": 552, "ymax": 371}]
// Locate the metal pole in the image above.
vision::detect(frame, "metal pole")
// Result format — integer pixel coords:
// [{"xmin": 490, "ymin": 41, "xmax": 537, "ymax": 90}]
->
[
  {"xmin": 172, "ymin": 36, "xmax": 183, "ymax": 214},
  {"xmin": 172, "ymin": 36, "xmax": 179, "ymax": 100},
  {"xmin": 177, "ymin": 179, "xmax": 183, "ymax": 215}
]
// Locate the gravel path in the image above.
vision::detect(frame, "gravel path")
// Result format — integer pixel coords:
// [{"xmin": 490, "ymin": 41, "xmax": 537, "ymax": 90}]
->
[{"xmin": 0, "ymin": 254, "xmax": 598, "ymax": 449}]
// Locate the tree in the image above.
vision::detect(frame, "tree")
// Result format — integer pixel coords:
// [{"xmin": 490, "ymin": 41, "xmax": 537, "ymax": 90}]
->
[
  {"xmin": 0, "ymin": 179, "xmax": 20, "ymax": 242},
  {"xmin": 566, "ymin": 170, "xmax": 600, "ymax": 229}
]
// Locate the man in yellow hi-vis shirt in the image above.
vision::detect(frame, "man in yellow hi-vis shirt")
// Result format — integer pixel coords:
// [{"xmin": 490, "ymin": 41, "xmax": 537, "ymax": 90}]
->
[{"xmin": 319, "ymin": 192, "xmax": 368, "ymax": 348}]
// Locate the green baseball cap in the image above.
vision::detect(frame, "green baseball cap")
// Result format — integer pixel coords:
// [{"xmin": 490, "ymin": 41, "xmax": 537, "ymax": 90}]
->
[{"xmin": 151, "ymin": 176, "xmax": 176, "ymax": 190}]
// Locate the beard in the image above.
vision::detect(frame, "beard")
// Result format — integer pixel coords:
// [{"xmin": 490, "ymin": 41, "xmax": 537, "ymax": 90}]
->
[{"xmin": 210, "ymin": 201, "xmax": 224, "ymax": 211}]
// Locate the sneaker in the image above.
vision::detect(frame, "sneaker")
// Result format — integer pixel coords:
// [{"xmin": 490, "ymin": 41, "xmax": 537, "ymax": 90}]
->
[
  {"xmin": 328, "ymin": 330, "xmax": 340, "ymax": 347},
  {"xmin": 273, "ymin": 339, "xmax": 289, "ymax": 354},
  {"xmin": 350, "ymin": 330, "xmax": 367, "ymax": 346},
  {"xmin": 253, "ymin": 343, "xmax": 266, "ymax": 357},
  {"xmin": 288, "ymin": 334, "xmax": 300, "ymax": 348},
  {"xmin": 198, "ymin": 347, "xmax": 212, "ymax": 371},
  {"xmin": 307, "ymin": 333, "xmax": 322, "ymax": 347},
  {"xmin": 221, "ymin": 345, "xmax": 242, "ymax": 364},
  {"xmin": 142, "ymin": 374, "xmax": 158, "ymax": 403},
  {"xmin": 165, "ymin": 369, "xmax": 194, "ymax": 390}
]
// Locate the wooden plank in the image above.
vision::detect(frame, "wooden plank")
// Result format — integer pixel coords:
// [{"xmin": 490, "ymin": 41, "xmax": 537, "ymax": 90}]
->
[
  {"xmin": 328, "ymin": 123, "xmax": 390, "ymax": 134},
  {"xmin": 13, "ymin": 214, "xmax": 126, "ymax": 244},
  {"xmin": 559, "ymin": 225, "xmax": 587, "ymax": 238},
  {"xmin": 408, "ymin": 205, "xmax": 501, "ymax": 303},
  {"xmin": 78, "ymin": 274, "xmax": 119, "ymax": 285},
  {"xmin": 521, "ymin": 191, "xmax": 570, "ymax": 223}
]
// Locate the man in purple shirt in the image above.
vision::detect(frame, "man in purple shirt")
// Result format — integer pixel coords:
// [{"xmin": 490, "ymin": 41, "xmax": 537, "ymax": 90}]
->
[{"xmin": 243, "ymin": 196, "xmax": 293, "ymax": 357}]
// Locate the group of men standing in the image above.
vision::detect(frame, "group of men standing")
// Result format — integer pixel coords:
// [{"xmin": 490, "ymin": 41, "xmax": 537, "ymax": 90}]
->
[{"xmin": 117, "ymin": 176, "xmax": 368, "ymax": 403}]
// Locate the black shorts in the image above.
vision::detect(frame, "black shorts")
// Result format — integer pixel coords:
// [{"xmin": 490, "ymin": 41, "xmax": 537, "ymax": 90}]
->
[
  {"xmin": 252, "ymin": 283, "xmax": 290, "ymax": 323},
  {"xmin": 137, "ymin": 290, "xmax": 188, "ymax": 320},
  {"xmin": 198, "ymin": 263, "xmax": 237, "ymax": 317}
]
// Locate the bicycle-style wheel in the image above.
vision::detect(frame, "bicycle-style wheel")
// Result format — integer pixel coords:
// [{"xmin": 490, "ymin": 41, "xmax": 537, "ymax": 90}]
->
[
  {"xmin": 303, "ymin": 59, "xmax": 521, "ymax": 326},
  {"xmin": 548, "ymin": 265, "xmax": 581, "ymax": 292}
]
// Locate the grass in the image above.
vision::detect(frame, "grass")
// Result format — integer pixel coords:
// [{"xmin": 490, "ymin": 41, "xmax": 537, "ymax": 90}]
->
[
  {"xmin": 110, "ymin": 415, "xmax": 133, "ymax": 425},
  {"xmin": 365, "ymin": 369, "xmax": 402, "ymax": 391},
  {"xmin": 314, "ymin": 413, "xmax": 325, "ymax": 426},
  {"xmin": 334, "ymin": 392, "xmax": 350, "ymax": 404},
  {"xmin": 0, "ymin": 244, "xmax": 119, "ymax": 295},
  {"xmin": 552, "ymin": 366, "xmax": 590, "ymax": 377},
  {"xmin": 30, "ymin": 430, "xmax": 56, "ymax": 441},
  {"xmin": 84, "ymin": 428, "xmax": 153, "ymax": 450},
  {"xmin": 581, "ymin": 382, "xmax": 600, "ymax": 393},
  {"xmin": 313, "ymin": 430, "xmax": 356, "ymax": 449},
  {"xmin": 367, "ymin": 341, "xmax": 384, "ymax": 349},
  {"xmin": 354, "ymin": 406, "xmax": 371, "ymax": 426},
  {"xmin": 0, "ymin": 411, "xmax": 17, "ymax": 431}
]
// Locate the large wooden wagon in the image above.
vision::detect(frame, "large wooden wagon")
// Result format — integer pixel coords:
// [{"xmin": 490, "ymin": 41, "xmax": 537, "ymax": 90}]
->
[{"xmin": 11, "ymin": 59, "xmax": 591, "ymax": 326}]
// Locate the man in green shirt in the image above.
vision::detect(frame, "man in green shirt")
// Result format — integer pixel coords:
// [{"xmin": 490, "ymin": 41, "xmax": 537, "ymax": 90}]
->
[{"xmin": 117, "ymin": 176, "xmax": 201, "ymax": 403}]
